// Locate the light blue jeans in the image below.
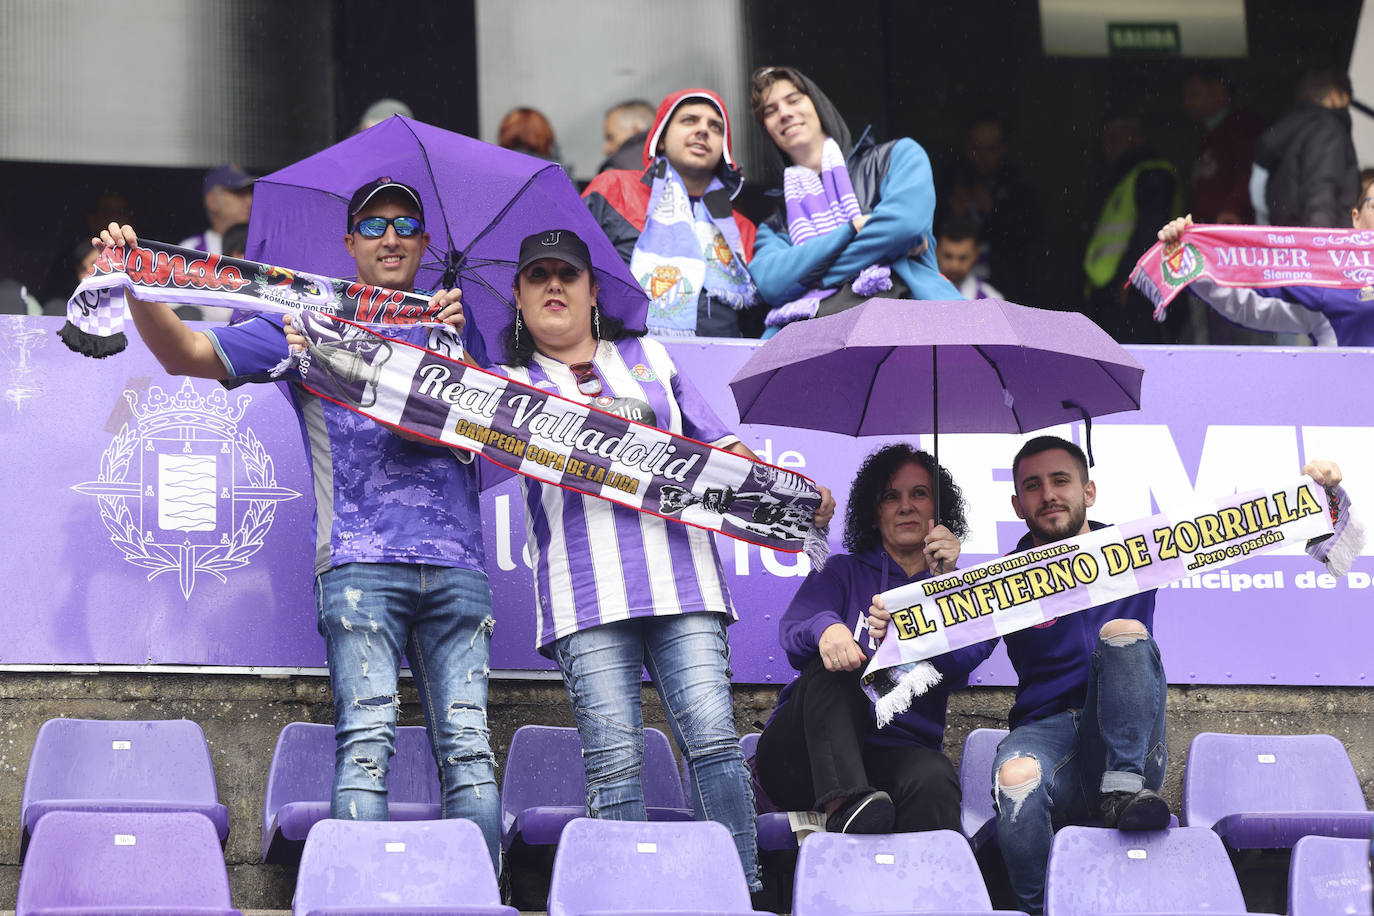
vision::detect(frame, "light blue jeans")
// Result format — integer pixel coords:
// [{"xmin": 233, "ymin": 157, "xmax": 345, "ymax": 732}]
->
[
  {"xmin": 315, "ymin": 562, "xmax": 500, "ymax": 869},
  {"xmin": 551, "ymin": 612, "xmax": 761, "ymax": 893},
  {"xmin": 992, "ymin": 632, "xmax": 1168, "ymax": 915}
]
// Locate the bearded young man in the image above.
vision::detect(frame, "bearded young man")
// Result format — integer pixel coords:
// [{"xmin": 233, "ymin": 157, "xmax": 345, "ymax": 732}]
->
[{"xmin": 987, "ymin": 436, "xmax": 1169, "ymax": 915}]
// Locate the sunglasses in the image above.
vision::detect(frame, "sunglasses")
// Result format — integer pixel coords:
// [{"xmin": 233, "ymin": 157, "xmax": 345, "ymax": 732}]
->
[
  {"xmin": 568, "ymin": 361, "xmax": 602, "ymax": 397},
  {"xmin": 351, "ymin": 215, "xmax": 424, "ymax": 238}
]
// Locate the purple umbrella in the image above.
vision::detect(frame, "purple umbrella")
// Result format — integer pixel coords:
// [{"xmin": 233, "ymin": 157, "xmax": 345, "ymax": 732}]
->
[
  {"xmin": 729, "ymin": 298, "xmax": 1144, "ymax": 518},
  {"xmin": 245, "ymin": 115, "xmax": 648, "ymax": 361}
]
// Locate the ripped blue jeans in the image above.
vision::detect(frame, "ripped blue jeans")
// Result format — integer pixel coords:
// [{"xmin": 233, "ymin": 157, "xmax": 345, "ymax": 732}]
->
[
  {"xmin": 315, "ymin": 562, "xmax": 499, "ymax": 867},
  {"xmin": 991, "ymin": 632, "xmax": 1168, "ymax": 914}
]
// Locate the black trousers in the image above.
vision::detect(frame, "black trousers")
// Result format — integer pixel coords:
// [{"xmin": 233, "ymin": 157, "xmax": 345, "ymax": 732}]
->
[{"xmin": 754, "ymin": 655, "xmax": 961, "ymax": 833}]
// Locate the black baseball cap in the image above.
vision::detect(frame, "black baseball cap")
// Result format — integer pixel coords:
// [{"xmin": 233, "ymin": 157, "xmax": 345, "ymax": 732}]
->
[
  {"xmin": 516, "ymin": 229, "xmax": 591, "ymax": 273},
  {"xmin": 347, "ymin": 177, "xmax": 425, "ymax": 229}
]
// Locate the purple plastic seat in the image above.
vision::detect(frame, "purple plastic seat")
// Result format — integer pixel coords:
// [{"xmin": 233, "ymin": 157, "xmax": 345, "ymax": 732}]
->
[
  {"xmin": 293, "ymin": 818, "xmax": 516, "ymax": 916},
  {"xmin": 793, "ymin": 829, "xmax": 1027, "ymax": 915},
  {"xmin": 1182, "ymin": 732, "xmax": 1374, "ymax": 849},
  {"xmin": 20, "ymin": 718, "xmax": 229, "ymax": 860},
  {"xmin": 1044, "ymin": 825, "xmax": 1271, "ymax": 916},
  {"xmin": 547, "ymin": 817, "xmax": 765, "ymax": 916},
  {"xmin": 1288, "ymin": 835, "xmax": 1373, "ymax": 916},
  {"xmin": 17, "ymin": 810, "xmax": 242, "ymax": 916},
  {"xmin": 499, "ymin": 724, "xmax": 692, "ymax": 851},
  {"xmin": 959, "ymin": 728, "xmax": 1008, "ymax": 851},
  {"xmin": 262, "ymin": 721, "xmax": 441, "ymax": 864}
]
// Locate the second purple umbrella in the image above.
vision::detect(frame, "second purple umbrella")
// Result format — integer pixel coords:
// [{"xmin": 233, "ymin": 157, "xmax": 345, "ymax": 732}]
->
[{"xmin": 729, "ymin": 297, "xmax": 1145, "ymax": 519}]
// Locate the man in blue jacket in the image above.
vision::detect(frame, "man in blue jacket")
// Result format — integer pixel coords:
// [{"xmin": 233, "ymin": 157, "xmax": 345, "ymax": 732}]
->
[{"xmin": 992, "ymin": 435, "xmax": 1167, "ymax": 915}]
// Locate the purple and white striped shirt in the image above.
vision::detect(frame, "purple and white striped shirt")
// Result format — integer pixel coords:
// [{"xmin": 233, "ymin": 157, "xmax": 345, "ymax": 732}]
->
[{"xmin": 499, "ymin": 337, "xmax": 740, "ymax": 651}]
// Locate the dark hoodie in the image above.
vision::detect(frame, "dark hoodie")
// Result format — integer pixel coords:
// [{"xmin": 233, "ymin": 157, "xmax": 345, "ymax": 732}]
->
[
  {"xmin": 772, "ymin": 548, "xmax": 994, "ymax": 750},
  {"xmin": 1254, "ymin": 102, "xmax": 1359, "ymax": 228},
  {"xmin": 754, "ymin": 69, "xmax": 852, "ymax": 183},
  {"xmin": 999, "ymin": 524, "xmax": 1157, "ymax": 730},
  {"xmin": 582, "ymin": 89, "xmax": 758, "ymax": 337}
]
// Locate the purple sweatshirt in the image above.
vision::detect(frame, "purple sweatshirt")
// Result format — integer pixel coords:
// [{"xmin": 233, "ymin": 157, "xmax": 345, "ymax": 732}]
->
[
  {"xmin": 773, "ymin": 547, "xmax": 994, "ymax": 750},
  {"xmin": 999, "ymin": 523, "xmax": 1157, "ymax": 730}
]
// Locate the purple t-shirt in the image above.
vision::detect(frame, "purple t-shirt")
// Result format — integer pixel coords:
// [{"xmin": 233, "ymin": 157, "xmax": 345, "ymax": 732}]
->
[{"xmin": 205, "ymin": 315, "xmax": 486, "ymax": 576}]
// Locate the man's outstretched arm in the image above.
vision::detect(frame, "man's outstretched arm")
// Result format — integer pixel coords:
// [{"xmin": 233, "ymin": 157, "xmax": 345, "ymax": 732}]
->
[{"xmin": 93, "ymin": 223, "xmax": 229, "ymax": 380}]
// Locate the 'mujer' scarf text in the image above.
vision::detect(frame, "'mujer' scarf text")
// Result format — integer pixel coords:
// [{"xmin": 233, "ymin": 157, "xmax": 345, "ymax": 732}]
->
[{"xmin": 1130, "ymin": 224, "xmax": 1374, "ymax": 320}]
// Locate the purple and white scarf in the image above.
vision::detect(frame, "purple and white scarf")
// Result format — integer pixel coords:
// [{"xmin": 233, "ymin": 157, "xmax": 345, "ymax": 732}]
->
[
  {"xmin": 765, "ymin": 137, "xmax": 892, "ymax": 328},
  {"xmin": 630, "ymin": 159, "xmax": 757, "ymax": 337},
  {"xmin": 288, "ymin": 310, "xmax": 827, "ymax": 559}
]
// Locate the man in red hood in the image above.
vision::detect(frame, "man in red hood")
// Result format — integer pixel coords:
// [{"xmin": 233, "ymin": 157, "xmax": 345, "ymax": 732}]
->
[{"xmin": 583, "ymin": 89, "xmax": 761, "ymax": 338}]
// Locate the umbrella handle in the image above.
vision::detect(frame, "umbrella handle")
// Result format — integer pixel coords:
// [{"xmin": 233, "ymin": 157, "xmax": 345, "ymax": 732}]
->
[
  {"xmin": 1062, "ymin": 400, "xmax": 1095, "ymax": 467},
  {"xmin": 441, "ymin": 249, "xmax": 465, "ymax": 291}
]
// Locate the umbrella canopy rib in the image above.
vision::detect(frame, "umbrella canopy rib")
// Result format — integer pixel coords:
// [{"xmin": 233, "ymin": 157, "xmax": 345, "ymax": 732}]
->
[
  {"xmin": 972, "ymin": 344, "xmax": 1025, "ymax": 432},
  {"xmin": 401, "ymin": 118, "xmax": 457, "ymax": 255},
  {"xmin": 1100, "ymin": 358, "xmax": 1143, "ymax": 411},
  {"xmin": 454, "ymin": 259, "xmax": 516, "ymax": 311},
  {"xmin": 457, "ymin": 167, "xmax": 556, "ymax": 263},
  {"xmin": 855, "ymin": 346, "xmax": 896, "ymax": 438}
]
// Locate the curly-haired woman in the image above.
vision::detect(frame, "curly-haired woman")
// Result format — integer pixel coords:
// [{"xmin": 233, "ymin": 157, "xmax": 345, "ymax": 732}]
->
[{"xmin": 753, "ymin": 443, "xmax": 992, "ymax": 834}]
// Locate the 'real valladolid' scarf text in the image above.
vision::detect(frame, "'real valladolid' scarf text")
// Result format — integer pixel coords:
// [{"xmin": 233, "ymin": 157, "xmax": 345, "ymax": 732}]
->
[{"xmin": 62, "ymin": 240, "xmax": 829, "ymax": 560}]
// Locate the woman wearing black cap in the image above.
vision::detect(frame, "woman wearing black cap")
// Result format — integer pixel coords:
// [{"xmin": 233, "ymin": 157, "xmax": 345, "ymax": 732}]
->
[
  {"xmin": 746, "ymin": 66, "xmax": 959, "ymax": 335},
  {"xmin": 497, "ymin": 228, "xmax": 833, "ymax": 895}
]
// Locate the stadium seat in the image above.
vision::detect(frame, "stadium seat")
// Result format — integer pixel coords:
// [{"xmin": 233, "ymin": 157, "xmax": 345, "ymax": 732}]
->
[
  {"xmin": 19, "ymin": 717, "xmax": 229, "ymax": 859},
  {"xmin": 1044, "ymin": 825, "xmax": 1265, "ymax": 916},
  {"xmin": 1287, "ymin": 834, "xmax": 1373, "ymax": 916},
  {"xmin": 500, "ymin": 724, "xmax": 692, "ymax": 851},
  {"xmin": 960, "ymin": 727, "xmax": 1008, "ymax": 851},
  {"xmin": 792, "ymin": 828, "xmax": 1026, "ymax": 915},
  {"xmin": 16, "ymin": 810, "xmax": 241, "ymax": 915},
  {"xmin": 261, "ymin": 721, "xmax": 441, "ymax": 864},
  {"xmin": 1182, "ymin": 732, "xmax": 1374, "ymax": 849},
  {"xmin": 293, "ymin": 818, "xmax": 515, "ymax": 916},
  {"xmin": 546, "ymin": 817, "xmax": 762, "ymax": 916}
]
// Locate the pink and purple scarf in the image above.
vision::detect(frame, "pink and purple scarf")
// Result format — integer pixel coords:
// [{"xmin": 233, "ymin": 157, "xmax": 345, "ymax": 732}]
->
[{"xmin": 1130, "ymin": 224, "xmax": 1374, "ymax": 320}]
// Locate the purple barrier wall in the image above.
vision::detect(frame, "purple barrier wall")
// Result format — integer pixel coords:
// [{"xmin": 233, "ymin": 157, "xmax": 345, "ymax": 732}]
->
[{"xmin": 4, "ymin": 315, "xmax": 1373, "ymax": 685}]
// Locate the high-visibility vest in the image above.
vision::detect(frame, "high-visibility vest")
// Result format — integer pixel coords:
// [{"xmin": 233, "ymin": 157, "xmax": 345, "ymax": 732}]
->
[{"xmin": 1083, "ymin": 159, "xmax": 1181, "ymax": 292}]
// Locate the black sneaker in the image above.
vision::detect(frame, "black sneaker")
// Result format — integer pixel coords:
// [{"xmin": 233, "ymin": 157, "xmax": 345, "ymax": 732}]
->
[
  {"xmin": 1100, "ymin": 788, "xmax": 1171, "ymax": 830},
  {"xmin": 826, "ymin": 790, "xmax": 896, "ymax": 834}
]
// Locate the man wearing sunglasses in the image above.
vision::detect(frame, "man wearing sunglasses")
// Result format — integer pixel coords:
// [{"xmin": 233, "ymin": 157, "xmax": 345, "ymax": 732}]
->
[{"xmin": 90, "ymin": 177, "xmax": 502, "ymax": 869}]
